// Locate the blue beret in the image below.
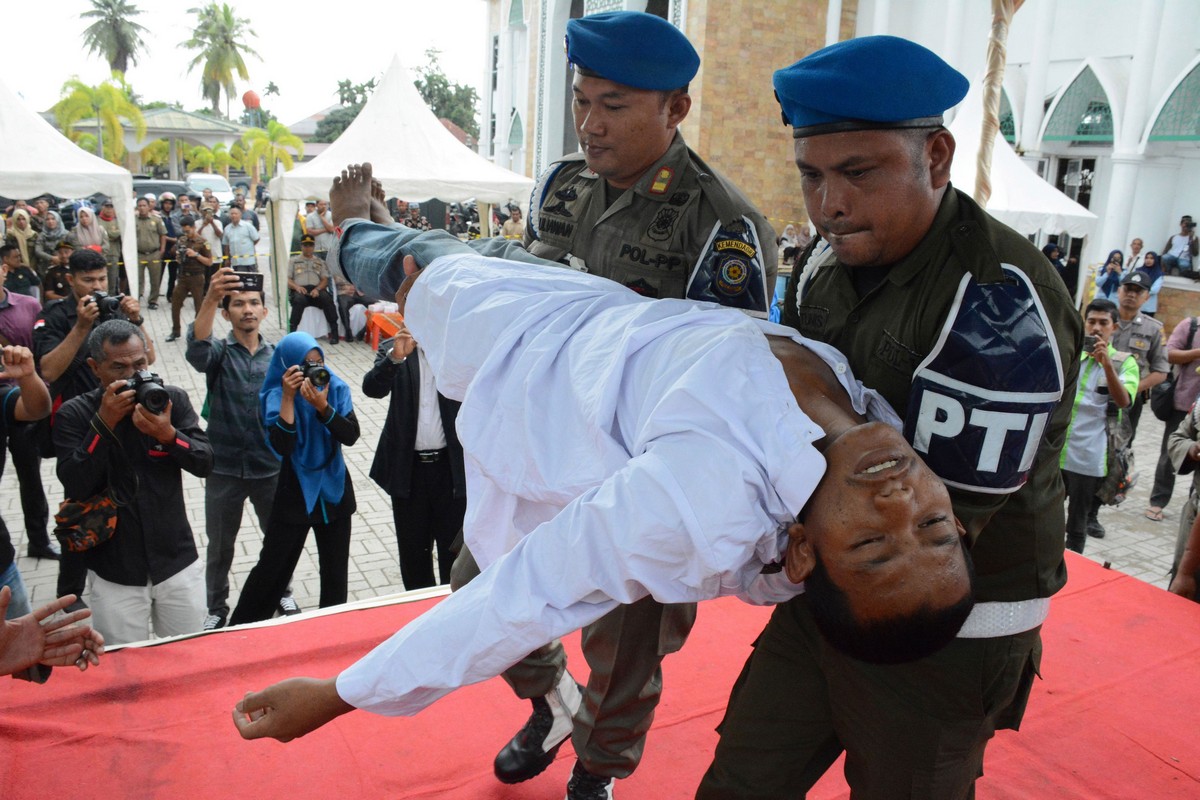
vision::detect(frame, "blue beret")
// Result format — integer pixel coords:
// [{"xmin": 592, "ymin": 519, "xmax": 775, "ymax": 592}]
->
[
  {"xmin": 565, "ymin": 12, "xmax": 699, "ymax": 91},
  {"xmin": 773, "ymin": 36, "xmax": 968, "ymax": 137}
]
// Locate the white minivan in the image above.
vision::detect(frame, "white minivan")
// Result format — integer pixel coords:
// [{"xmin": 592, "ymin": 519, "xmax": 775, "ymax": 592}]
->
[{"xmin": 185, "ymin": 173, "xmax": 236, "ymax": 207}]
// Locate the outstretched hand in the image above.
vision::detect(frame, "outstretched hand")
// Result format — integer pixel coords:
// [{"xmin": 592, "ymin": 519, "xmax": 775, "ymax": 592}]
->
[
  {"xmin": 233, "ymin": 676, "xmax": 354, "ymax": 742},
  {"xmin": 0, "ymin": 588, "xmax": 105, "ymax": 677}
]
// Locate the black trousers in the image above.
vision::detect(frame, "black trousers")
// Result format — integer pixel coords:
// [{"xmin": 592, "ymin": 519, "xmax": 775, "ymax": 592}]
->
[
  {"xmin": 338, "ymin": 294, "xmax": 369, "ymax": 339},
  {"xmin": 229, "ymin": 513, "xmax": 351, "ymax": 625},
  {"xmin": 1151, "ymin": 407, "xmax": 1189, "ymax": 509},
  {"xmin": 1063, "ymin": 469, "xmax": 1102, "ymax": 554},
  {"xmin": 288, "ymin": 287, "xmax": 338, "ymax": 339},
  {"xmin": 0, "ymin": 422, "xmax": 49, "ymax": 550},
  {"xmin": 392, "ymin": 451, "xmax": 465, "ymax": 590}
]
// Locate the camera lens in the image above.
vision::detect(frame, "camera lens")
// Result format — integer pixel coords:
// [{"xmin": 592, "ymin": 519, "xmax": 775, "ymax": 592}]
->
[
  {"xmin": 137, "ymin": 383, "xmax": 170, "ymax": 414},
  {"xmin": 302, "ymin": 362, "xmax": 331, "ymax": 388}
]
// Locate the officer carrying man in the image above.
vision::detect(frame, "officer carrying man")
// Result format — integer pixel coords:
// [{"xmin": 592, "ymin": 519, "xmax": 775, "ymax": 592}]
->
[
  {"xmin": 465, "ymin": 12, "xmax": 776, "ymax": 800},
  {"xmin": 310, "ymin": 11, "xmax": 774, "ymax": 799},
  {"xmin": 697, "ymin": 37, "xmax": 1082, "ymax": 799}
]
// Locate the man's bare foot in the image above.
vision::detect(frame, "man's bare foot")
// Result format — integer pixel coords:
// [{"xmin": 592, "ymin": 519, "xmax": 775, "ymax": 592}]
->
[
  {"xmin": 369, "ymin": 179, "xmax": 391, "ymax": 225},
  {"xmin": 329, "ymin": 163, "xmax": 372, "ymax": 226}
]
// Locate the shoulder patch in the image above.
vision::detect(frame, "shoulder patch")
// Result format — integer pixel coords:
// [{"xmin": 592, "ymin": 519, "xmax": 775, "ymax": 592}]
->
[{"xmin": 905, "ymin": 264, "xmax": 1064, "ymax": 494}]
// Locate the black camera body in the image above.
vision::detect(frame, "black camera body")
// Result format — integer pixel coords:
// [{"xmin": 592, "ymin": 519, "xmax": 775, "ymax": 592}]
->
[
  {"xmin": 89, "ymin": 291, "xmax": 125, "ymax": 322},
  {"xmin": 300, "ymin": 361, "xmax": 331, "ymax": 388},
  {"xmin": 123, "ymin": 370, "xmax": 169, "ymax": 414}
]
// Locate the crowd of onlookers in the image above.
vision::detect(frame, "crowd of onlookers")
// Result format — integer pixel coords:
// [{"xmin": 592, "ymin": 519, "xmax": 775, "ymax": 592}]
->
[
  {"xmin": 1048, "ymin": 214, "xmax": 1200, "ymax": 601},
  {"xmin": 0, "ymin": 188, "xmax": 470, "ymax": 684}
]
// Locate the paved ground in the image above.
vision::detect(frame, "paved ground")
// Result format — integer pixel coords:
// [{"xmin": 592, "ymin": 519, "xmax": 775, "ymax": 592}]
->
[{"xmin": 4, "ymin": 240, "xmax": 1190, "ymax": 619}]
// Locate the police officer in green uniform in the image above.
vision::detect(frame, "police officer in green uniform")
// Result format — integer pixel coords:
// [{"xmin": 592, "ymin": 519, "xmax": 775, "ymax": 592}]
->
[
  {"xmin": 526, "ymin": 17, "xmax": 776, "ymax": 310},
  {"xmin": 454, "ymin": 11, "xmax": 776, "ymax": 800},
  {"xmin": 698, "ymin": 37, "xmax": 1083, "ymax": 799}
]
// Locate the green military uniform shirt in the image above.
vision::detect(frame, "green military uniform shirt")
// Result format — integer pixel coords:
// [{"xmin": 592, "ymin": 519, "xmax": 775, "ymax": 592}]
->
[
  {"xmin": 784, "ymin": 188, "xmax": 1083, "ymax": 603},
  {"xmin": 527, "ymin": 132, "xmax": 777, "ymax": 302}
]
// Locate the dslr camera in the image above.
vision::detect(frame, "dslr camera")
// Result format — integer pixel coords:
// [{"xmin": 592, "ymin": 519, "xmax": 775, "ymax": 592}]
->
[
  {"xmin": 88, "ymin": 291, "xmax": 126, "ymax": 322},
  {"xmin": 122, "ymin": 370, "xmax": 170, "ymax": 414},
  {"xmin": 300, "ymin": 360, "xmax": 331, "ymax": 388}
]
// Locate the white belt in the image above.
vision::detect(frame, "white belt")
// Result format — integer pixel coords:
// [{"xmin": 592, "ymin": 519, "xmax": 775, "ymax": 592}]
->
[{"xmin": 956, "ymin": 598, "xmax": 1050, "ymax": 639}]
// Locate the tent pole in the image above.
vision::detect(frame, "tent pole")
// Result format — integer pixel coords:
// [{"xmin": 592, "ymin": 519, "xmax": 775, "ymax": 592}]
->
[{"xmin": 976, "ymin": 0, "xmax": 1024, "ymax": 208}]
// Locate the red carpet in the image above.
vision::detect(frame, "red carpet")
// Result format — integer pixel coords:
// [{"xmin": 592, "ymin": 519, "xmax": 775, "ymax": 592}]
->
[{"xmin": 2, "ymin": 553, "xmax": 1199, "ymax": 799}]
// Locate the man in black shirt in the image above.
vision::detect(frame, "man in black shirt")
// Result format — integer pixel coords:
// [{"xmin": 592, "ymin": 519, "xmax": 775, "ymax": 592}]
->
[
  {"xmin": 33, "ymin": 250, "xmax": 152, "ymax": 607},
  {"xmin": 52, "ymin": 320, "xmax": 208, "ymax": 645}
]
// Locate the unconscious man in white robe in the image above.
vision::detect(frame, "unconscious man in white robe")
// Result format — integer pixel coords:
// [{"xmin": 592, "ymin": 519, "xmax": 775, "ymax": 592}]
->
[{"xmin": 231, "ymin": 168, "xmax": 977, "ymax": 744}]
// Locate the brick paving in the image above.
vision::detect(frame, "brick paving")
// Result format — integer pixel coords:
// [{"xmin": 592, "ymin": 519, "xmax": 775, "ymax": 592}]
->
[
  {"xmin": 3, "ymin": 239, "xmax": 1189, "ymax": 618},
  {"xmin": 8, "ymin": 242, "xmax": 414, "ymax": 615}
]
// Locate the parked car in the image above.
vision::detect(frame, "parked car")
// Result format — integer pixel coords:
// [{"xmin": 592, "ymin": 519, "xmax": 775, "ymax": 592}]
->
[
  {"xmin": 185, "ymin": 173, "xmax": 235, "ymax": 207},
  {"xmin": 132, "ymin": 178, "xmax": 189, "ymax": 205}
]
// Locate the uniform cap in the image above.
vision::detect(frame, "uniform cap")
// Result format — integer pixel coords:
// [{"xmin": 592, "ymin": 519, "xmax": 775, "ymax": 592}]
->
[
  {"xmin": 565, "ymin": 12, "xmax": 699, "ymax": 91},
  {"xmin": 1121, "ymin": 271, "xmax": 1150, "ymax": 289},
  {"xmin": 773, "ymin": 36, "xmax": 968, "ymax": 137},
  {"xmin": 301, "ymin": 234, "xmax": 315, "ymax": 245}
]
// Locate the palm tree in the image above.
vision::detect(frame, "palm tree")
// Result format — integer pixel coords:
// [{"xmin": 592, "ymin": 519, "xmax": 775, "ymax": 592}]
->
[
  {"xmin": 186, "ymin": 144, "xmax": 216, "ymax": 173},
  {"xmin": 212, "ymin": 142, "xmax": 240, "ymax": 178},
  {"xmin": 53, "ymin": 74, "xmax": 147, "ymax": 164},
  {"xmin": 241, "ymin": 120, "xmax": 303, "ymax": 196},
  {"xmin": 181, "ymin": 3, "xmax": 260, "ymax": 117},
  {"xmin": 81, "ymin": 0, "xmax": 149, "ymax": 75},
  {"xmin": 142, "ymin": 139, "xmax": 171, "ymax": 170}
]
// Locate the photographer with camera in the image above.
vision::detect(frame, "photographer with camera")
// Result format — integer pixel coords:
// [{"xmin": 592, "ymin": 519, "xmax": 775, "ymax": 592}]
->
[
  {"xmin": 52, "ymin": 320, "xmax": 212, "ymax": 645},
  {"xmin": 33, "ymin": 248, "xmax": 154, "ymax": 608},
  {"xmin": 165, "ymin": 217, "xmax": 213, "ymax": 343},
  {"xmin": 229, "ymin": 332, "xmax": 359, "ymax": 625},
  {"xmin": 186, "ymin": 267, "xmax": 300, "ymax": 631},
  {"xmin": 1061, "ymin": 299, "xmax": 1138, "ymax": 554}
]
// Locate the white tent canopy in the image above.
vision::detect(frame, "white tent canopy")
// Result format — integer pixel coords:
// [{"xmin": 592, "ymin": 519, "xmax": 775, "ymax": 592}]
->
[
  {"xmin": 950, "ymin": 82, "xmax": 1097, "ymax": 240},
  {"xmin": 0, "ymin": 76, "xmax": 138, "ymax": 296},
  {"xmin": 268, "ymin": 55, "xmax": 534, "ymax": 293}
]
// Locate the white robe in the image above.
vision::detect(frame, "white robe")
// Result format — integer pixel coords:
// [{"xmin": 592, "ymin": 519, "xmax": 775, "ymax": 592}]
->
[{"xmin": 337, "ymin": 253, "xmax": 899, "ymax": 716}]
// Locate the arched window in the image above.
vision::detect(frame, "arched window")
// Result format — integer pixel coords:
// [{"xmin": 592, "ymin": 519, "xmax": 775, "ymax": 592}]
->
[
  {"xmin": 1149, "ymin": 62, "xmax": 1200, "ymax": 142},
  {"xmin": 1043, "ymin": 68, "xmax": 1113, "ymax": 145}
]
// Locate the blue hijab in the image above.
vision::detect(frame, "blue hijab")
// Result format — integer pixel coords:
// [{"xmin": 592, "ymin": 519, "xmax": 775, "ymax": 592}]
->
[
  {"xmin": 1098, "ymin": 249, "xmax": 1124, "ymax": 297},
  {"xmin": 1140, "ymin": 251, "xmax": 1163, "ymax": 285},
  {"xmin": 260, "ymin": 332, "xmax": 354, "ymax": 513}
]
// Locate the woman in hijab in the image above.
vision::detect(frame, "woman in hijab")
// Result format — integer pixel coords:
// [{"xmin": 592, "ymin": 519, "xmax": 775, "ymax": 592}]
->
[
  {"xmin": 1137, "ymin": 250, "xmax": 1164, "ymax": 317},
  {"xmin": 68, "ymin": 206, "xmax": 107, "ymax": 254},
  {"xmin": 777, "ymin": 223, "xmax": 798, "ymax": 264},
  {"xmin": 1094, "ymin": 248, "xmax": 1124, "ymax": 301},
  {"xmin": 230, "ymin": 332, "xmax": 359, "ymax": 624},
  {"xmin": 4, "ymin": 209, "xmax": 36, "ymax": 268},
  {"xmin": 32, "ymin": 211, "xmax": 68, "ymax": 276}
]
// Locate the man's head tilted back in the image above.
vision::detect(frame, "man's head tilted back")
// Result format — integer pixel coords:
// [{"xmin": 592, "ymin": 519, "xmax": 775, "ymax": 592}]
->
[{"xmin": 786, "ymin": 422, "xmax": 975, "ymax": 664}]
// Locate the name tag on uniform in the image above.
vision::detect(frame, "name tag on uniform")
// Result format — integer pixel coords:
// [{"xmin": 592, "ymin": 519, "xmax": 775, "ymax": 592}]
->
[{"xmin": 904, "ymin": 264, "xmax": 1064, "ymax": 494}]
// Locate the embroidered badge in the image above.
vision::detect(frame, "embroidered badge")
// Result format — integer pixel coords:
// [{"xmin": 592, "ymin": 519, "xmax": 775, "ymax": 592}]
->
[
  {"xmin": 647, "ymin": 207, "xmax": 680, "ymax": 242},
  {"xmin": 625, "ymin": 278, "xmax": 660, "ymax": 298},
  {"xmin": 649, "ymin": 167, "xmax": 674, "ymax": 195},
  {"xmin": 714, "ymin": 255, "xmax": 750, "ymax": 297},
  {"xmin": 554, "ymin": 186, "xmax": 578, "ymax": 202},
  {"xmin": 669, "ymin": 191, "xmax": 690, "ymax": 207}
]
